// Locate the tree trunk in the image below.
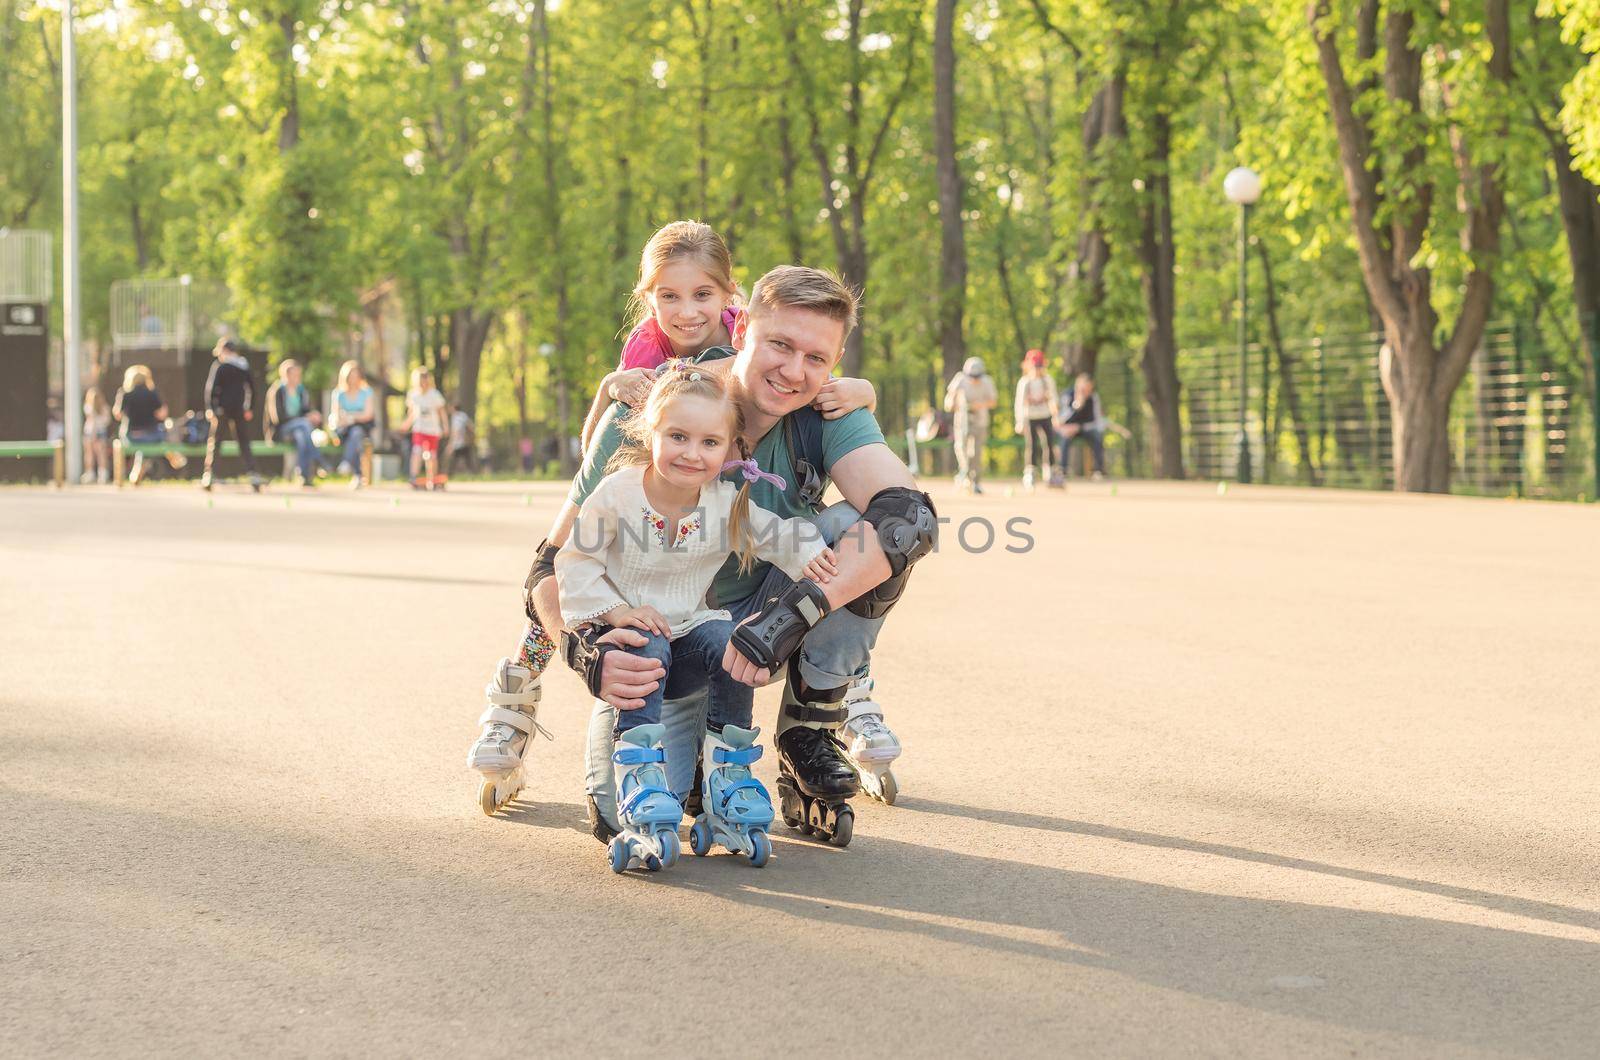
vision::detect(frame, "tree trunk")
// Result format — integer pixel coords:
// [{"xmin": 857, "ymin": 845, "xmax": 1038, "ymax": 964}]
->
[
  {"xmin": 535, "ymin": 0, "xmax": 572, "ymax": 477},
  {"xmin": 1063, "ymin": 73, "xmax": 1125, "ymax": 379},
  {"xmin": 451, "ymin": 309, "xmax": 493, "ymax": 420},
  {"xmin": 1549, "ymin": 133, "xmax": 1600, "ymax": 390},
  {"xmin": 933, "ymin": 0, "xmax": 966, "ymax": 382},
  {"xmin": 1258, "ymin": 241, "xmax": 1318, "ymax": 484},
  {"xmin": 1136, "ymin": 112, "xmax": 1184, "ymax": 479},
  {"xmin": 776, "ymin": 108, "xmax": 805, "ymax": 263}
]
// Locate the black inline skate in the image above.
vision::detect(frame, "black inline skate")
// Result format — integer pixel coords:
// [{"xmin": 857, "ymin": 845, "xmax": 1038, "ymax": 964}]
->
[{"xmin": 776, "ymin": 725, "xmax": 860, "ymax": 847}]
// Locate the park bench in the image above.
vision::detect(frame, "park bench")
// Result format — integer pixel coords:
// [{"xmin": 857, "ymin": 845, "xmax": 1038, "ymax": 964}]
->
[
  {"xmin": 0, "ymin": 440, "xmax": 65, "ymax": 486},
  {"xmin": 112, "ymin": 436, "xmax": 372, "ymax": 487}
]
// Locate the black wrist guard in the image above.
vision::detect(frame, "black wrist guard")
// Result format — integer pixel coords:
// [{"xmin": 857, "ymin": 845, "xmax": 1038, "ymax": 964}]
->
[
  {"xmin": 730, "ymin": 579, "xmax": 832, "ymax": 672},
  {"xmin": 523, "ymin": 538, "xmax": 561, "ymax": 621},
  {"xmin": 561, "ymin": 625, "xmax": 617, "ymax": 697}
]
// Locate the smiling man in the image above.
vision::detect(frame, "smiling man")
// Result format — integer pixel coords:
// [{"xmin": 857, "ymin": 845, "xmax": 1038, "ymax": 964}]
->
[{"xmin": 535, "ymin": 265, "xmax": 938, "ymax": 846}]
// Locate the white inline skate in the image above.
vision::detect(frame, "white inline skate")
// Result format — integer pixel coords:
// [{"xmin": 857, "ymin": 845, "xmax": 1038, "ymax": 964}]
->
[
  {"xmin": 840, "ymin": 669, "xmax": 901, "ymax": 805},
  {"xmin": 689, "ymin": 726, "xmax": 774, "ymax": 867},
  {"xmin": 1022, "ymin": 465, "xmax": 1037, "ymax": 492},
  {"xmin": 609, "ymin": 723, "xmax": 683, "ymax": 874},
  {"xmin": 466, "ymin": 657, "xmax": 551, "ymax": 816}
]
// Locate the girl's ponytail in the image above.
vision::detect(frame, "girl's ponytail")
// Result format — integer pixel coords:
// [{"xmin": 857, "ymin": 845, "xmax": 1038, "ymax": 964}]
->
[{"xmin": 726, "ymin": 439, "xmax": 758, "ymax": 575}]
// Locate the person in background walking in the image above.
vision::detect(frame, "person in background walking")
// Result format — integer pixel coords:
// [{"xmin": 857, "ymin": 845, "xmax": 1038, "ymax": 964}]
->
[
  {"xmin": 1013, "ymin": 349, "xmax": 1060, "ymax": 491},
  {"xmin": 202, "ymin": 338, "xmax": 261, "ymax": 493},
  {"xmin": 329, "ymin": 360, "xmax": 375, "ymax": 487},
  {"xmin": 265, "ymin": 359, "xmax": 324, "ymax": 489},
  {"xmin": 944, "ymin": 356, "xmax": 998, "ymax": 494},
  {"xmin": 447, "ymin": 405, "xmax": 477, "ymax": 475}
]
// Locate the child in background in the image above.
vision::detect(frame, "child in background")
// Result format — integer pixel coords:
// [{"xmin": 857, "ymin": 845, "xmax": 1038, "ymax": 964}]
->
[
  {"xmin": 579, "ymin": 221, "xmax": 877, "ymax": 452},
  {"xmin": 1013, "ymin": 349, "xmax": 1059, "ymax": 491},
  {"xmin": 401, "ymin": 367, "xmax": 447, "ymax": 490},
  {"xmin": 556, "ymin": 365, "xmax": 838, "ymax": 873}
]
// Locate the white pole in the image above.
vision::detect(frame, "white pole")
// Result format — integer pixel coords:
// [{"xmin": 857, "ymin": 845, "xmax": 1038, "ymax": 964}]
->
[{"xmin": 62, "ymin": 0, "xmax": 83, "ymax": 484}]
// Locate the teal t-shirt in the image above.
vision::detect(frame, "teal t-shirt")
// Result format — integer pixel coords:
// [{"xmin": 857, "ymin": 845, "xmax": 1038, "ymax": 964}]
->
[{"xmin": 569, "ymin": 348, "xmax": 886, "ymax": 605}]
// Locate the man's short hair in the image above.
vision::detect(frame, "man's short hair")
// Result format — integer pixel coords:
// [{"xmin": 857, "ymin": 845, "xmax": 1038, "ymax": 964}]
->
[{"xmin": 746, "ymin": 265, "xmax": 860, "ymax": 342}]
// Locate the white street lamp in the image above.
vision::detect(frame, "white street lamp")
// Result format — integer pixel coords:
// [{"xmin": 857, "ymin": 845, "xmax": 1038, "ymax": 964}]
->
[{"xmin": 1223, "ymin": 166, "xmax": 1261, "ymax": 484}]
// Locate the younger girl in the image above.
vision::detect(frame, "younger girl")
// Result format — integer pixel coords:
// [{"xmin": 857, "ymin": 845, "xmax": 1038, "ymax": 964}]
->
[
  {"xmin": 400, "ymin": 367, "xmax": 447, "ymax": 490},
  {"xmin": 1013, "ymin": 349, "xmax": 1059, "ymax": 490},
  {"xmin": 556, "ymin": 366, "xmax": 837, "ymax": 873},
  {"xmin": 579, "ymin": 221, "xmax": 877, "ymax": 451}
]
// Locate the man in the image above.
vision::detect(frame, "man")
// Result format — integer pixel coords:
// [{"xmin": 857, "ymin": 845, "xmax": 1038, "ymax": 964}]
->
[
  {"xmin": 485, "ymin": 266, "xmax": 937, "ymax": 845},
  {"xmin": 201, "ymin": 338, "xmax": 262, "ymax": 493},
  {"xmin": 1057, "ymin": 372, "xmax": 1113, "ymax": 479}
]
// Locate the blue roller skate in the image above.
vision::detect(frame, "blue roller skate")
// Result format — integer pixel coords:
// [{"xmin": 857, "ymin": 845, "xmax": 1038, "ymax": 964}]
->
[
  {"xmin": 608, "ymin": 724, "xmax": 683, "ymax": 874},
  {"xmin": 688, "ymin": 726, "xmax": 775, "ymax": 868}
]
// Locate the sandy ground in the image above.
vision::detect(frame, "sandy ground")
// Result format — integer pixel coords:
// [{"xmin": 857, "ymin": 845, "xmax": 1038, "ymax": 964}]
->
[{"xmin": 1, "ymin": 477, "xmax": 1597, "ymax": 1058}]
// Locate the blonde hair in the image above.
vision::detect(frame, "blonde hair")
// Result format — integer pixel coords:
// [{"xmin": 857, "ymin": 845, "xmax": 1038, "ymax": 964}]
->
[
  {"xmin": 607, "ymin": 366, "xmax": 765, "ymax": 574},
  {"xmin": 122, "ymin": 364, "xmax": 153, "ymax": 391},
  {"xmin": 339, "ymin": 360, "xmax": 364, "ymax": 390},
  {"xmin": 409, "ymin": 365, "xmax": 433, "ymax": 391},
  {"xmin": 746, "ymin": 265, "xmax": 859, "ymax": 346},
  {"xmin": 624, "ymin": 221, "xmax": 738, "ymax": 333},
  {"xmin": 278, "ymin": 359, "xmax": 300, "ymax": 380}
]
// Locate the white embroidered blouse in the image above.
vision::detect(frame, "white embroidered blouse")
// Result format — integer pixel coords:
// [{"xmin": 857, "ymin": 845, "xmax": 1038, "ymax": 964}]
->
[{"xmin": 556, "ymin": 464, "xmax": 829, "ymax": 640}]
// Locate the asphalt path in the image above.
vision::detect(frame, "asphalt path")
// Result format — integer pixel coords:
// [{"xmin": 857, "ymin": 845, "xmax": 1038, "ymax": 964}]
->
[{"xmin": 2, "ymin": 479, "xmax": 1597, "ymax": 1057}]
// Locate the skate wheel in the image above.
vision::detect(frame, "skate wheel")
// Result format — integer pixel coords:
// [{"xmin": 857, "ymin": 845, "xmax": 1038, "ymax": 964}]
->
[
  {"xmin": 658, "ymin": 830, "xmax": 680, "ymax": 868},
  {"xmin": 748, "ymin": 829, "xmax": 771, "ymax": 868},
  {"xmin": 829, "ymin": 808, "xmax": 854, "ymax": 848},
  {"xmin": 479, "ymin": 781, "xmax": 498, "ymax": 816},
  {"xmin": 690, "ymin": 819, "xmax": 712, "ymax": 857},
  {"xmin": 608, "ymin": 837, "xmax": 629, "ymax": 874},
  {"xmin": 807, "ymin": 799, "xmax": 827, "ymax": 832},
  {"xmin": 880, "ymin": 770, "xmax": 898, "ymax": 806},
  {"xmin": 644, "ymin": 854, "xmax": 662, "ymax": 872}
]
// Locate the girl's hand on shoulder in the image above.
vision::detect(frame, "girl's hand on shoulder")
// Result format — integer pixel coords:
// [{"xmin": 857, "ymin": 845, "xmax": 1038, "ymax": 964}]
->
[
  {"xmin": 813, "ymin": 377, "xmax": 875, "ymax": 420},
  {"xmin": 609, "ymin": 368, "xmax": 656, "ymax": 407},
  {"xmin": 802, "ymin": 546, "xmax": 839, "ymax": 584},
  {"xmin": 613, "ymin": 604, "xmax": 671, "ymax": 638}
]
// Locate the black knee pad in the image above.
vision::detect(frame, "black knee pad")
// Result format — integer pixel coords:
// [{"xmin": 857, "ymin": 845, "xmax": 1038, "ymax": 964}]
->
[{"xmin": 522, "ymin": 538, "xmax": 560, "ymax": 621}]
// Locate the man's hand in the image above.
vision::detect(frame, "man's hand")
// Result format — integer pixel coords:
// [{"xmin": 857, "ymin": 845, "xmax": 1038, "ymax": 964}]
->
[
  {"xmin": 1061, "ymin": 422, "xmax": 1081, "ymax": 437},
  {"xmin": 721, "ymin": 638, "xmax": 772, "ymax": 689},
  {"xmin": 596, "ymin": 627, "xmax": 665, "ymax": 710}
]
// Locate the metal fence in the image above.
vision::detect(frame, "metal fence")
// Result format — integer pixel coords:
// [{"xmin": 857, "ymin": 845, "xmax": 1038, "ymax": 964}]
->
[
  {"xmin": 109, "ymin": 277, "xmax": 232, "ymax": 355},
  {"xmin": 900, "ymin": 316, "xmax": 1599, "ymax": 500},
  {"xmin": 1174, "ymin": 319, "xmax": 1597, "ymax": 499},
  {"xmin": 0, "ymin": 229, "xmax": 52, "ymax": 304}
]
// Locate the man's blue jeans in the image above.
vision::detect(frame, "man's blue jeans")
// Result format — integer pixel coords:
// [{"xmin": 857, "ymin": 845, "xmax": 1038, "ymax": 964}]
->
[{"xmin": 584, "ymin": 503, "xmax": 885, "ymax": 829}]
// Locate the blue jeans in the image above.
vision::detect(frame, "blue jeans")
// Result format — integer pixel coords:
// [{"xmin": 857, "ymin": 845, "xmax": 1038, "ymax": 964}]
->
[
  {"xmin": 1060, "ymin": 427, "xmax": 1105, "ymax": 475},
  {"xmin": 585, "ymin": 502, "xmax": 886, "ymax": 827},
  {"xmin": 281, "ymin": 418, "xmax": 318, "ymax": 482},
  {"xmin": 612, "ymin": 619, "xmax": 751, "ymax": 737},
  {"xmin": 338, "ymin": 424, "xmax": 369, "ymax": 472}
]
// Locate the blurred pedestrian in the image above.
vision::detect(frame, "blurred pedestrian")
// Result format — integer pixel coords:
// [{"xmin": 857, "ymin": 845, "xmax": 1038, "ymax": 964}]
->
[
  {"xmin": 944, "ymin": 356, "xmax": 998, "ymax": 494},
  {"xmin": 113, "ymin": 364, "xmax": 186, "ymax": 485},
  {"xmin": 201, "ymin": 338, "xmax": 261, "ymax": 492},
  {"xmin": 82, "ymin": 388, "xmax": 112, "ymax": 484},
  {"xmin": 265, "ymin": 359, "xmax": 324, "ymax": 489},
  {"xmin": 1014, "ymin": 349, "xmax": 1060, "ymax": 490},
  {"xmin": 400, "ymin": 366, "xmax": 446, "ymax": 489}
]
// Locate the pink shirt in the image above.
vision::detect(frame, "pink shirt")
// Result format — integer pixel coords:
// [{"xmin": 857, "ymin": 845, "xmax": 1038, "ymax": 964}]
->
[{"xmin": 617, "ymin": 306, "xmax": 744, "ymax": 370}]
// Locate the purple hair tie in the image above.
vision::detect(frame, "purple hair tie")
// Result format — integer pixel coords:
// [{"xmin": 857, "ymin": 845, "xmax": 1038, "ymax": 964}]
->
[{"xmin": 722, "ymin": 458, "xmax": 787, "ymax": 491}]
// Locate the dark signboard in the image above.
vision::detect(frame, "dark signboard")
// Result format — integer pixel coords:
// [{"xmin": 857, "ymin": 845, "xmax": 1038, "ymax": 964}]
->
[{"xmin": 0, "ymin": 302, "xmax": 48, "ymax": 441}]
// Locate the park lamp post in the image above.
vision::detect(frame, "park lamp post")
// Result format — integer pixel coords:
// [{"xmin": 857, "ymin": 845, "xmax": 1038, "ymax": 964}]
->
[
  {"xmin": 61, "ymin": 0, "xmax": 83, "ymax": 484},
  {"xmin": 1224, "ymin": 165, "xmax": 1261, "ymax": 485}
]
